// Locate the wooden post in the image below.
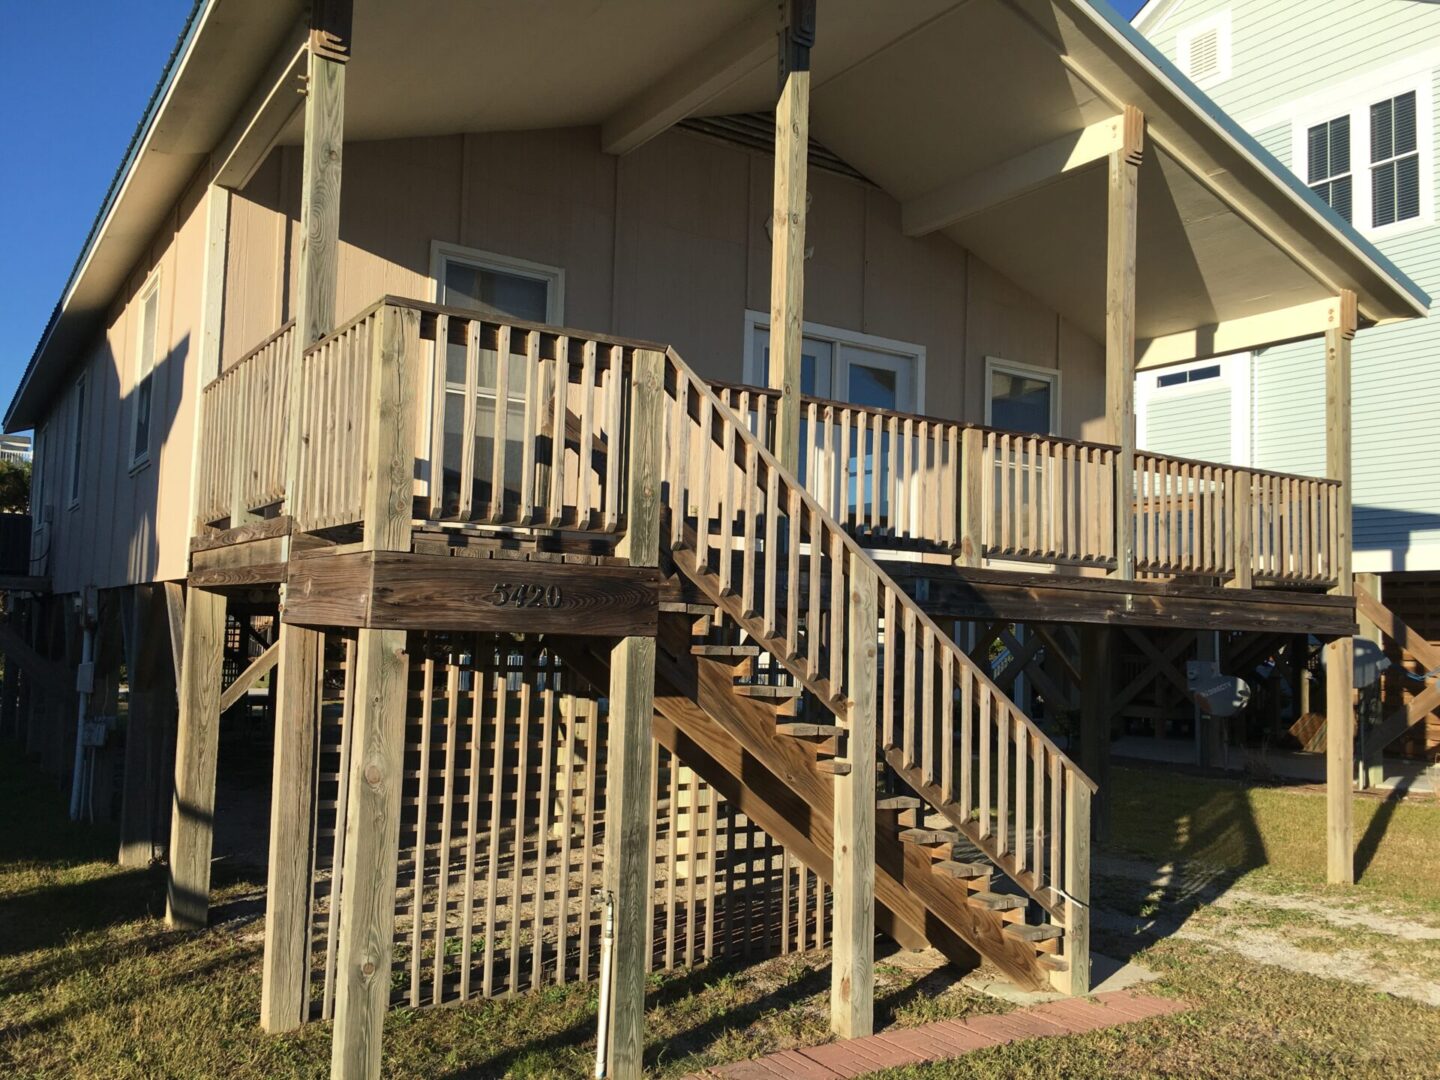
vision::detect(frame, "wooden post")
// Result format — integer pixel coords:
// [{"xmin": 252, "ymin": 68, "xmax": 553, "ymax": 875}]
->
[
  {"xmin": 330, "ymin": 301, "xmax": 418, "ymax": 1079},
  {"xmin": 1106, "ymin": 109, "xmax": 1142, "ymax": 579},
  {"xmin": 1078, "ymin": 626, "xmax": 1111, "ymax": 842},
  {"xmin": 1355, "ymin": 572, "xmax": 1384, "ymax": 789},
  {"xmin": 767, "ymin": 1, "xmax": 815, "ymax": 474},
  {"xmin": 957, "ymin": 427, "xmax": 984, "ymax": 567},
  {"xmin": 603, "ymin": 348, "xmax": 664, "ymax": 1079},
  {"xmin": 260, "ymin": 626, "xmax": 320, "ymax": 1032},
  {"xmin": 832, "ymin": 551, "xmax": 876, "ymax": 1038},
  {"xmin": 1228, "ymin": 475, "xmax": 1253, "ymax": 589},
  {"xmin": 165, "ymin": 585, "xmax": 228, "ymax": 929},
  {"xmin": 1325, "ymin": 305, "xmax": 1355, "ymax": 886},
  {"xmin": 118, "ymin": 584, "xmax": 173, "ymax": 868},
  {"xmin": 1195, "ymin": 631, "xmax": 1223, "ymax": 769},
  {"xmin": 1062, "ymin": 775, "xmax": 1092, "ymax": 995}
]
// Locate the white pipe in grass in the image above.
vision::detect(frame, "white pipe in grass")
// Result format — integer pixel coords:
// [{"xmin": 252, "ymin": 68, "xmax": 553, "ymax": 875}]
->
[{"xmin": 595, "ymin": 890, "xmax": 616, "ymax": 1079}]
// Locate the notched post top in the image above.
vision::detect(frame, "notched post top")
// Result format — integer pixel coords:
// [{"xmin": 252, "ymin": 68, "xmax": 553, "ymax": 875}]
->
[
  {"xmin": 1335, "ymin": 289, "xmax": 1359, "ymax": 340},
  {"xmin": 1121, "ymin": 104, "xmax": 1145, "ymax": 167},
  {"xmin": 309, "ymin": 0, "xmax": 352, "ymax": 63},
  {"xmin": 778, "ymin": 0, "xmax": 817, "ymax": 87}
]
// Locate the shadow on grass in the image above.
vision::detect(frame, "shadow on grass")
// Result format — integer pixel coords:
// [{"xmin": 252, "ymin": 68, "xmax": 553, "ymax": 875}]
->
[{"xmin": 1355, "ymin": 780, "xmax": 1410, "ymax": 882}]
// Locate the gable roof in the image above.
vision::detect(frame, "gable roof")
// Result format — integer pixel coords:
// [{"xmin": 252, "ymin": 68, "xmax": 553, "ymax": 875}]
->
[
  {"xmin": 1131, "ymin": 0, "xmax": 1188, "ymax": 31},
  {"xmin": 6, "ymin": 0, "xmax": 1430, "ymax": 431}
]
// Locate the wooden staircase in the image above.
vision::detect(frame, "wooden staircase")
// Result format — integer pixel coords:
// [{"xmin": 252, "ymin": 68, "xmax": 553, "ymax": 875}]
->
[{"xmin": 563, "ymin": 344, "xmax": 1095, "ymax": 992}]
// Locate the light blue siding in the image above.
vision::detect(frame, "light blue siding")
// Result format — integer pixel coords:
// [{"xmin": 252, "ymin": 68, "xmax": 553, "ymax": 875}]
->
[
  {"xmin": 1145, "ymin": 386, "xmax": 1234, "ymax": 463},
  {"xmin": 1138, "ymin": 1, "xmax": 1440, "ymax": 570}
]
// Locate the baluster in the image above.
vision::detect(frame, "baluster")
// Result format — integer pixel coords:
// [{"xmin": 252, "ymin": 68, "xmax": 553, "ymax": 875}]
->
[
  {"xmin": 882, "ymin": 587, "xmax": 897, "ymax": 751},
  {"xmin": 1014, "ymin": 717, "xmax": 1027, "ymax": 875},
  {"xmin": 941, "ymin": 651, "xmax": 955, "ymax": 804},
  {"xmin": 602, "ymin": 345, "xmax": 624, "ymax": 530},
  {"xmin": 741, "ymin": 441, "xmax": 758, "ymax": 619},
  {"xmin": 575, "ymin": 340, "xmax": 596, "ymax": 528},
  {"xmin": 547, "ymin": 337, "xmax": 568, "ymax": 526},
  {"xmin": 922, "ymin": 624, "xmax": 935, "ymax": 786},
  {"xmin": 488, "ymin": 324, "xmax": 512, "ymax": 523},
  {"xmin": 518, "ymin": 330, "xmax": 540, "ymax": 524},
  {"xmin": 1049, "ymin": 755, "xmax": 1063, "ymax": 899},
  {"xmin": 669, "ymin": 375, "xmax": 690, "ymax": 549},
  {"xmin": 959, "ymin": 663, "xmax": 973, "ymax": 817},
  {"xmin": 902, "ymin": 605, "xmax": 917, "ymax": 769},
  {"xmin": 1031, "ymin": 738, "xmax": 1045, "ymax": 887},
  {"xmin": 945, "ymin": 424, "xmax": 960, "ymax": 548},
  {"xmin": 807, "ymin": 504, "xmax": 822, "ymax": 679},
  {"xmin": 718, "ymin": 415, "xmax": 737, "ymax": 595},
  {"xmin": 763, "ymin": 465, "xmax": 779, "ymax": 637},
  {"xmin": 1026, "ymin": 435, "xmax": 1040, "ymax": 554},
  {"xmin": 978, "ymin": 683, "xmax": 992, "ymax": 840},
  {"xmin": 829, "ymin": 528, "xmax": 846, "ymax": 698},
  {"xmin": 997, "ymin": 702, "xmax": 1010, "ymax": 857},
  {"xmin": 694, "ymin": 395, "xmax": 712, "ymax": 569},
  {"xmin": 786, "ymin": 486, "xmax": 801, "ymax": 658},
  {"xmin": 998, "ymin": 433, "xmax": 1012, "ymax": 553}
]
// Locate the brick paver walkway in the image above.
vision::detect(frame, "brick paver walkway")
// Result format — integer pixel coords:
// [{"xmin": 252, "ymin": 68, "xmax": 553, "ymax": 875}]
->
[{"xmin": 685, "ymin": 989, "xmax": 1186, "ymax": 1079}]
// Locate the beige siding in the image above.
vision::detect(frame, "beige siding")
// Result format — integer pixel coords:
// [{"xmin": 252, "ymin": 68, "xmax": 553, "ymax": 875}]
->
[{"xmin": 37, "ymin": 124, "xmax": 1107, "ymax": 595}]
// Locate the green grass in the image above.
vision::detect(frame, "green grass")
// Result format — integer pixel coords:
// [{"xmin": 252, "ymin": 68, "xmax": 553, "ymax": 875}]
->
[
  {"xmin": 1106, "ymin": 764, "xmax": 1440, "ymax": 911},
  {"xmin": 2, "ymin": 754, "xmax": 1438, "ymax": 1078}
]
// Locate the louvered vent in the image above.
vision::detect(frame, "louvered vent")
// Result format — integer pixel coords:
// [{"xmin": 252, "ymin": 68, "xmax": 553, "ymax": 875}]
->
[
  {"xmin": 1187, "ymin": 27, "xmax": 1221, "ymax": 82},
  {"xmin": 678, "ymin": 113, "xmax": 870, "ymax": 183}
]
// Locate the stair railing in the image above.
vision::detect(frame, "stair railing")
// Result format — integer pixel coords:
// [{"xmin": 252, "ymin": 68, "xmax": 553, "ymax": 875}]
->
[{"xmin": 658, "ymin": 348, "xmax": 1096, "ymax": 938}]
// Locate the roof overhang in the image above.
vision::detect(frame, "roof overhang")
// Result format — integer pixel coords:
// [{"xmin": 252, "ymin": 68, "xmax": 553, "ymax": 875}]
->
[{"xmin": 8, "ymin": 0, "xmax": 1428, "ymax": 430}]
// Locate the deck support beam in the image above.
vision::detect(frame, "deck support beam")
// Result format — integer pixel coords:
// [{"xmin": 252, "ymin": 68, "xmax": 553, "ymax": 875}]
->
[
  {"xmin": 1325, "ymin": 308, "xmax": 1356, "ymax": 886},
  {"xmin": 165, "ymin": 586, "xmax": 228, "ymax": 929},
  {"xmin": 767, "ymin": 1, "xmax": 815, "ymax": 474},
  {"xmin": 832, "ymin": 552, "xmax": 877, "ymax": 1038},
  {"xmin": 1106, "ymin": 127, "xmax": 1142, "ymax": 580},
  {"xmin": 603, "ymin": 349, "xmax": 665, "ymax": 1079}
]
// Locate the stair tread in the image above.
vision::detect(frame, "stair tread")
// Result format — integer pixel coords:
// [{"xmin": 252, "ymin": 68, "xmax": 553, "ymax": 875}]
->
[
  {"xmin": 734, "ymin": 683, "xmax": 802, "ymax": 698},
  {"xmin": 815, "ymin": 760, "xmax": 852, "ymax": 776},
  {"xmin": 1004, "ymin": 922, "xmax": 1063, "ymax": 943},
  {"xmin": 1037, "ymin": 955, "xmax": 1068, "ymax": 972},
  {"xmin": 775, "ymin": 722, "xmax": 843, "ymax": 737},
  {"xmin": 899, "ymin": 827, "xmax": 961, "ymax": 845},
  {"xmin": 692, "ymin": 644, "xmax": 762, "ymax": 658},
  {"xmin": 876, "ymin": 796, "xmax": 922, "ymax": 811},
  {"xmin": 932, "ymin": 860, "xmax": 990, "ymax": 880},
  {"xmin": 970, "ymin": 891, "xmax": 1027, "ymax": 911}
]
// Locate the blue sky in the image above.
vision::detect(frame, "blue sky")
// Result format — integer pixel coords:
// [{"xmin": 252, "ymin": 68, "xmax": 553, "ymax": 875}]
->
[{"xmin": 0, "ymin": 0, "xmax": 1148, "ymax": 429}]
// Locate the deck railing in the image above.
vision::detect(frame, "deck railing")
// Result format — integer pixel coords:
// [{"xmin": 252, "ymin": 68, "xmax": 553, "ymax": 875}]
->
[{"xmin": 194, "ymin": 301, "xmax": 1341, "ymax": 587}]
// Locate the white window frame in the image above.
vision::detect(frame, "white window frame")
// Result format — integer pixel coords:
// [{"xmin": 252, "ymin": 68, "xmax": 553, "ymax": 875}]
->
[
  {"xmin": 67, "ymin": 373, "xmax": 87, "ymax": 511},
  {"xmin": 1290, "ymin": 69, "xmax": 1433, "ymax": 239},
  {"xmin": 429, "ymin": 240, "xmax": 565, "ymax": 324},
  {"xmin": 1176, "ymin": 11, "xmax": 1232, "ymax": 89},
  {"xmin": 129, "ymin": 272, "xmax": 161, "ymax": 470},
  {"xmin": 740, "ymin": 311, "xmax": 926, "ymax": 413},
  {"xmin": 984, "ymin": 356, "xmax": 1060, "ymax": 436},
  {"xmin": 1135, "ymin": 353, "xmax": 1252, "ymax": 467}
]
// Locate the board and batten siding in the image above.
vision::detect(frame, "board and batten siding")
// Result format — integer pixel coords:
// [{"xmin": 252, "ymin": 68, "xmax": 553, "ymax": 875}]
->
[
  {"xmin": 31, "ymin": 123, "xmax": 1108, "ymax": 597},
  {"xmin": 1140, "ymin": 0, "xmax": 1440, "ymax": 572}
]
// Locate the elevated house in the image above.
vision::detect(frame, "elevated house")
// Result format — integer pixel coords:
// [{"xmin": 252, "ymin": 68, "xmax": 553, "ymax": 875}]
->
[
  {"xmin": 1133, "ymin": 0, "xmax": 1440, "ymax": 772},
  {"xmin": 1, "ymin": 1, "xmax": 1430, "ymax": 1076}
]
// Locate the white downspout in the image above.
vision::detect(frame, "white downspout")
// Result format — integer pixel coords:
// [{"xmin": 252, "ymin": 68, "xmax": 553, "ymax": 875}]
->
[{"xmin": 594, "ymin": 889, "xmax": 616, "ymax": 1079}]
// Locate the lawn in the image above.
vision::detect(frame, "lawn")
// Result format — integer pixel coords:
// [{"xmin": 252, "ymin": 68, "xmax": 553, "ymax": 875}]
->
[{"xmin": 1, "ymin": 755, "xmax": 1437, "ymax": 1078}]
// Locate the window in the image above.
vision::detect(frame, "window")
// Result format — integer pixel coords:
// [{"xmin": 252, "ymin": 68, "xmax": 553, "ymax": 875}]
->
[
  {"xmin": 67, "ymin": 375, "xmax": 86, "ymax": 509},
  {"xmin": 428, "ymin": 243, "xmax": 564, "ymax": 515},
  {"xmin": 1156, "ymin": 364, "xmax": 1221, "ymax": 389},
  {"xmin": 743, "ymin": 316, "xmax": 923, "ymax": 413},
  {"xmin": 1371, "ymin": 91, "xmax": 1420, "ymax": 228},
  {"xmin": 1292, "ymin": 73, "xmax": 1430, "ymax": 235},
  {"xmin": 1177, "ymin": 13, "xmax": 1231, "ymax": 88},
  {"xmin": 130, "ymin": 276, "xmax": 160, "ymax": 466},
  {"xmin": 985, "ymin": 358, "xmax": 1059, "ymax": 435},
  {"xmin": 1307, "ymin": 115, "xmax": 1353, "ymax": 222}
]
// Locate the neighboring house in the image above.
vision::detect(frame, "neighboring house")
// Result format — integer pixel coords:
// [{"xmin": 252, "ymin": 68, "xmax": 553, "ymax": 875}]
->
[
  {"xmin": 0, "ymin": 2, "xmax": 1429, "ymax": 1076},
  {"xmin": 1134, "ymin": 0, "xmax": 1440, "ymax": 759}
]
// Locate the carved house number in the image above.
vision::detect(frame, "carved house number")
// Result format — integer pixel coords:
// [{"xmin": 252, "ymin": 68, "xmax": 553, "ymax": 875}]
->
[{"xmin": 489, "ymin": 583, "xmax": 564, "ymax": 609}]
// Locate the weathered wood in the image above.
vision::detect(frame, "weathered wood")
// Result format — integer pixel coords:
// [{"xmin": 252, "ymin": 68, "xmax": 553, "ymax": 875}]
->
[
  {"xmin": 1060, "ymin": 776, "xmax": 1091, "ymax": 995},
  {"xmin": 116, "ymin": 584, "xmax": 174, "ymax": 868},
  {"xmin": 283, "ymin": 550, "xmax": 661, "ymax": 636},
  {"xmin": 329, "ymin": 626, "xmax": 408, "ymax": 1080},
  {"xmin": 219, "ymin": 639, "xmax": 280, "ymax": 714},
  {"xmin": 259, "ymin": 625, "xmax": 320, "ymax": 1032},
  {"xmin": 165, "ymin": 587, "xmax": 228, "ymax": 930},
  {"xmin": 1077, "ymin": 627, "xmax": 1111, "ymax": 843},
  {"xmin": 1325, "ymin": 318, "xmax": 1354, "ymax": 886},
  {"xmin": 957, "ymin": 427, "xmax": 984, "ymax": 566},
  {"xmin": 832, "ymin": 553, "xmax": 876, "ymax": 1038},
  {"xmin": 1106, "ymin": 146, "xmax": 1139, "ymax": 579},
  {"xmin": 767, "ymin": 67, "xmax": 809, "ymax": 474},
  {"xmin": 361, "ymin": 303, "xmax": 422, "ymax": 553},
  {"xmin": 164, "ymin": 582, "xmax": 185, "ymax": 689},
  {"xmin": 190, "ymin": 515, "xmax": 294, "ymax": 552}
]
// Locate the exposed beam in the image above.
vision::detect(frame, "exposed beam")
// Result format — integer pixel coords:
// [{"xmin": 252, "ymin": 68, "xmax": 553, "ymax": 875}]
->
[
  {"xmin": 902, "ymin": 106, "xmax": 1143, "ymax": 236},
  {"xmin": 600, "ymin": 3, "xmax": 776, "ymax": 156},
  {"xmin": 212, "ymin": 23, "xmax": 308, "ymax": 191},
  {"xmin": 1137, "ymin": 294, "xmax": 1358, "ymax": 369}
]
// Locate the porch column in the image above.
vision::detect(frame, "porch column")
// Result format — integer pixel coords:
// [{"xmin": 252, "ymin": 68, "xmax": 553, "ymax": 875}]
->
[
  {"xmin": 767, "ymin": 0, "xmax": 815, "ymax": 473},
  {"xmin": 1106, "ymin": 108, "xmax": 1143, "ymax": 579},
  {"xmin": 1325, "ymin": 297, "xmax": 1356, "ymax": 885},
  {"xmin": 603, "ymin": 349, "xmax": 665, "ymax": 1079},
  {"xmin": 265, "ymin": 0, "xmax": 351, "ymax": 1036},
  {"xmin": 165, "ymin": 585, "xmax": 227, "ymax": 929},
  {"xmin": 832, "ymin": 552, "xmax": 877, "ymax": 1038},
  {"xmin": 330, "ymin": 303, "xmax": 420, "ymax": 1080}
]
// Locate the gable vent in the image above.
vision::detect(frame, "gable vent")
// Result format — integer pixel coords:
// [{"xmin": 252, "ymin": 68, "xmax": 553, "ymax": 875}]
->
[{"xmin": 1186, "ymin": 27, "xmax": 1220, "ymax": 82}]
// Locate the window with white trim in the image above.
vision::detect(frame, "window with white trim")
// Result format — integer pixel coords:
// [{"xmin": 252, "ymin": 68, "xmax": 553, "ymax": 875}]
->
[
  {"xmin": 1371, "ymin": 90, "xmax": 1420, "ymax": 228},
  {"xmin": 67, "ymin": 374, "xmax": 87, "ymax": 509},
  {"xmin": 985, "ymin": 357, "xmax": 1059, "ymax": 435},
  {"xmin": 130, "ymin": 275, "xmax": 160, "ymax": 467},
  {"xmin": 1176, "ymin": 12, "xmax": 1231, "ymax": 88},
  {"xmin": 1292, "ymin": 73, "xmax": 1431, "ymax": 235},
  {"xmin": 429, "ymin": 243, "xmax": 565, "ymax": 515},
  {"xmin": 1307, "ymin": 114, "xmax": 1353, "ymax": 223}
]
